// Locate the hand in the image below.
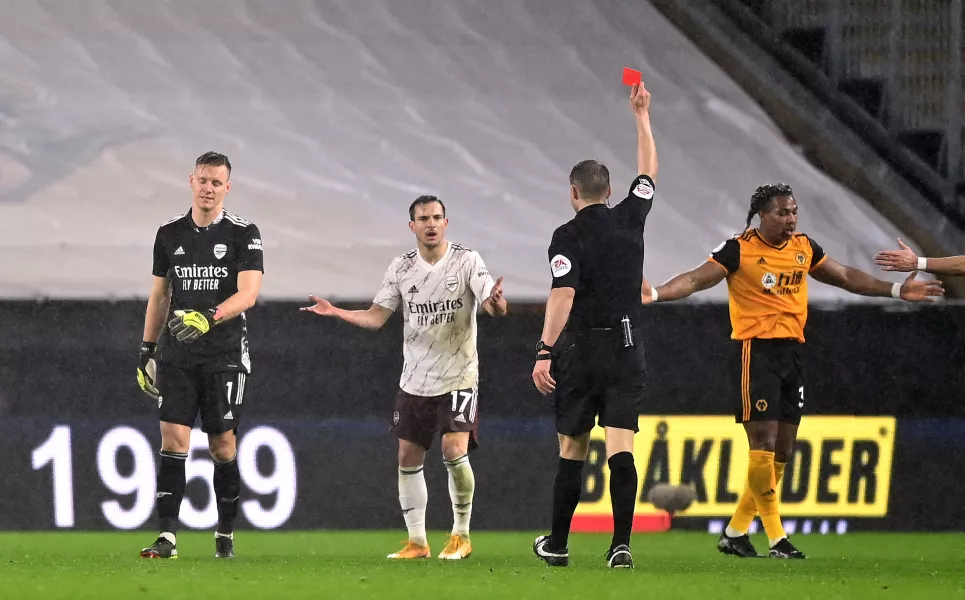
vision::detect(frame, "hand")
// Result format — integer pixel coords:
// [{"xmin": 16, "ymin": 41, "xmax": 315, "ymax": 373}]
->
[
  {"xmin": 898, "ymin": 271, "xmax": 944, "ymax": 302},
  {"xmin": 641, "ymin": 278, "xmax": 654, "ymax": 305},
  {"xmin": 488, "ymin": 276, "xmax": 504, "ymax": 304},
  {"xmin": 629, "ymin": 82, "xmax": 651, "ymax": 115},
  {"xmin": 168, "ymin": 309, "xmax": 217, "ymax": 343},
  {"xmin": 136, "ymin": 342, "xmax": 161, "ymax": 403},
  {"xmin": 485, "ymin": 276, "xmax": 507, "ymax": 315},
  {"xmin": 532, "ymin": 358, "xmax": 556, "ymax": 395},
  {"xmin": 874, "ymin": 238, "xmax": 918, "ymax": 272},
  {"xmin": 299, "ymin": 295, "xmax": 338, "ymax": 316}
]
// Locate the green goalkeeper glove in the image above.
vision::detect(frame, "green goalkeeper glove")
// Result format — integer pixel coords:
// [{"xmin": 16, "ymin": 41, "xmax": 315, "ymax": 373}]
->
[
  {"xmin": 168, "ymin": 308, "xmax": 220, "ymax": 343},
  {"xmin": 136, "ymin": 342, "xmax": 161, "ymax": 402}
]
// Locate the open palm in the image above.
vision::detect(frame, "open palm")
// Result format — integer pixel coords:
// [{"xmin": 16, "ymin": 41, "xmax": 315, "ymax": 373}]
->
[
  {"xmin": 874, "ymin": 238, "xmax": 918, "ymax": 272},
  {"xmin": 899, "ymin": 272, "xmax": 944, "ymax": 302},
  {"xmin": 299, "ymin": 295, "xmax": 337, "ymax": 316}
]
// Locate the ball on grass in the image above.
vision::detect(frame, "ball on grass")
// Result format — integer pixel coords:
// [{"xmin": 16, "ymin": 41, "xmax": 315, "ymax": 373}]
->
[{"xmin": 647, "ymin": 483, "xmax": 696, "ymax": 514}]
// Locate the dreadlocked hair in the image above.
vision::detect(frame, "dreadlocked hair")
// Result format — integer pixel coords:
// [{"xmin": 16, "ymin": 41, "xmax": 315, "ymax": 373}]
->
[{"xmin": 746, "ymin": 183, "xmax": 794, "ymax": 229}]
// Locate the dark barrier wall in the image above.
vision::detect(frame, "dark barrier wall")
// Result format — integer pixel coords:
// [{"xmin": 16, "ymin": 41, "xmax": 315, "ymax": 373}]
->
[
  {"xmin": 2, "ymin": 301, "xmax": 965, "ymax": 531},
  {"xmin": 2, "ymin": 301, "xmax": 965, "ymax": 419}
]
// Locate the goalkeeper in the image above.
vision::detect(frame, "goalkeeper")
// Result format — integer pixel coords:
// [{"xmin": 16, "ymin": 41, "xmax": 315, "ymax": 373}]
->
[{"xmin": 135, "ymin": 151, "xmax": 264, "ymax": 560}]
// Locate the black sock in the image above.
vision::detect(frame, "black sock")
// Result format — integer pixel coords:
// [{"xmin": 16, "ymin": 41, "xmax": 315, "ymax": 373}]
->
[
  {"xmin": 550, "ymin": 457, "xmax": 584, "ymax": 551},
  {"xmin": 157, "ymin": 450, "xmax": 187, "ymax": 535},
  {"xmin": 213, "ymin": 456, "xmax": 240, "ymax": 535},
  {"xmin": 608, "ymin": 451, "xmax": 637, "ymax": 550}
]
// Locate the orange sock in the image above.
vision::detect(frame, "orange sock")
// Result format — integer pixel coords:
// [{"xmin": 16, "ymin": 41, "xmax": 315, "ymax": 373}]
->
[
  {"xmin": 726, "ymin": 460, "xmax": 787, "ymax": 535},
  {"xmin": 727, "ymin": 484, "xmax": 758, "ymax": 534},
  {"xmin": 746, "ymin": 450, "xmax": 785, "ymax": 543},
  {"xmin": 774, "ymin": 460, "xmax": 786, "ymax": 489}
]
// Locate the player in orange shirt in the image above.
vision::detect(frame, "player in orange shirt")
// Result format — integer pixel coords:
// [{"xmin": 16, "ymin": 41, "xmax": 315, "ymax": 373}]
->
[{"xmin": 641, "ymin": 183, "xmax": 943, "ymax": 559}]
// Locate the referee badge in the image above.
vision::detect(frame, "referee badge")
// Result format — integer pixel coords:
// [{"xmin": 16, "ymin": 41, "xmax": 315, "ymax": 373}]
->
[
  {"xmin": 214, "ymin": 244, "xmax": 227, "ymax": 260},
  {"xmin": 392, "ymin": 411, "xmax": 400, "ymax": 426},
  {"xmin": 550, "ymin": 255, "xmax": 572, "ymax": 277},
  {"xmin": 632, "ymin": 178, "xmax": 654, "ymax": 199}
]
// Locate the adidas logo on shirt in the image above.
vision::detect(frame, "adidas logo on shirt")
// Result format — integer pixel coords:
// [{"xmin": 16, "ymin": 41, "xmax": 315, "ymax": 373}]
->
[
  {"xmin": 757, "ymin": 257, "xmax": 767, "ymax": 265},
  {"xmin": 408, "ymin": 285, "xmax": 419, "ymax": 294},
  {"xmin": 174, "ymin": 246, "xmax": 185, "ymax": 256}
]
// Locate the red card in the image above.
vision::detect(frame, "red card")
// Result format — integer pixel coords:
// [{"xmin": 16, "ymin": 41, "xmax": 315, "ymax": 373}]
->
[{"xmin": 622, "ymin": 66, "xmax": 642, "ymax": 86}]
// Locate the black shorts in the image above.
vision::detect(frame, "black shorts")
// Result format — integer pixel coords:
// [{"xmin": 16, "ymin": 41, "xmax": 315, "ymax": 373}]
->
[
  {"xmin": 735, "ymin": 338, "xmax": 804, "ymax": 425},
  {"xmin": 391, "ymin": 388, "xmax": 479, "ymax": 450},
  {"xmin": 551, "ymin": 331, "xmax": 647, "ymax": 436},
  {"xmin": 157, "ymin": 363, "xmax": 249, "ymax": 434}
]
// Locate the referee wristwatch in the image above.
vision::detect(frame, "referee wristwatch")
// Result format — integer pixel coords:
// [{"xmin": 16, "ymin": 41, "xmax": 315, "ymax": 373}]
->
[{"xmin": 535, "ymin": 340, "xmax": 553, "ymax": 360}]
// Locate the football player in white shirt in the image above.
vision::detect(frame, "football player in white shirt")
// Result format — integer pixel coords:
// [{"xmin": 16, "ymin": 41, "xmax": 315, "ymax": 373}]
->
[{"xmin": 301, "ymin": 195, "xmax": 507, "ymax": 560}]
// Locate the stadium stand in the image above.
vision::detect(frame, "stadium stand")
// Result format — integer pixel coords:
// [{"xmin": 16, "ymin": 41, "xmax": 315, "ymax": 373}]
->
[{"xmin": 0, "ymin": 0, "xmax": 919, "ymax": 301}]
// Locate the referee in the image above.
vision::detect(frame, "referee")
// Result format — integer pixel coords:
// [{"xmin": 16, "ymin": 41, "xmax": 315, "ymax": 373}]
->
[{"xmin": 532, "ymin": 82, "xmax": 657, "ymax": 569}]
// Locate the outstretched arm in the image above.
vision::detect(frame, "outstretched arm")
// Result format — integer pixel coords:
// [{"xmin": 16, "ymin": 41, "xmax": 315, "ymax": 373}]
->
[
  {"xmin": 875, "ymin": 238, "xmax": 965, "ymax": 276},
  {"xmin": 811, "ymin": 257, "xmax": 944, "ymax": 301},
  {"xmin": 642, "ymin": 261, "xmax": 727, "ymax": 304},
  {"xmin": 630, "ymin": 83, "xmax": 658, "ymax": 184},
  {"xmin": 300, "ymin": 297, "xmax": 394, "ymax": 330}
]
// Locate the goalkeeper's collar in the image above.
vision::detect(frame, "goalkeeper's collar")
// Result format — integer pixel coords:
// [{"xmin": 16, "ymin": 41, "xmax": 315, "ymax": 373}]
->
[{"xmin": 189, "ymin": 208, "xmax": 225, "ymax": 232}]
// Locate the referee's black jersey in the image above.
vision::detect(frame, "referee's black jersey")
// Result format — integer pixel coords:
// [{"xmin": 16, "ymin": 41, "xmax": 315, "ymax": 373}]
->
[
  {"xmin": 152, "ymin": 209, "xmax": 264, "ymax": 372},
  {"xmin": 547, "ymin": 175, "xmax": 654, "ymax": 331}
]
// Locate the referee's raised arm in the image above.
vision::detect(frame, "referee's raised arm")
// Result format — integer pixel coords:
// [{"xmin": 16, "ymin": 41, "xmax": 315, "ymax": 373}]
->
[{"xmin": 631, "ymin": 82, "xmax": 658, "ymax": 184}]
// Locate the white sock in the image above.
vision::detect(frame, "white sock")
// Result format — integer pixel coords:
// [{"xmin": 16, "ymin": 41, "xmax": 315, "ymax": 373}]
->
[
  {"xmin": 724, "ymin": 526, "xmax": 744, "ymax": 538},
  {"xmin": 444, "ymin": 454, "xmax": 475, "ymax": 537},
  {"xmin": 398, "ymin": 465, "xmax": 428, "ymax": 546},
  {"xmin": 159, "ymin": 531, "xmax": 176, "ymax": 545}
]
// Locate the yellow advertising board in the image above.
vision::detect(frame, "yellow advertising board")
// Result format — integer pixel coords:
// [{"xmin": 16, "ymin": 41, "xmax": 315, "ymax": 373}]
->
[{"xmin": 573, "ymin": 416, "xmax": 895, "ymax": 522}]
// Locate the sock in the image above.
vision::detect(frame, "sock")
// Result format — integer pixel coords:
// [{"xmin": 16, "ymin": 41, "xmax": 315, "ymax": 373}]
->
[
  {"xmin": 444, "ymin": 454, "xmax": 475, "ymax": 537},
  {"xmin": 608, "ymin": 452, "xmax": 637, "ymax": 550},
  {"xmin": 398, "ymin": 465, "xmax": 428, "ymax": 547},
  {"xmin": 774, "ymin": 460, "xmax": 787, "ymax": 489},
  {"xmin": 746, "ymin": 450, "xmax": 786, "ymax": 544},
  {"xmin": 550, "ymin": 457, "xmax": 584, "ymax": 551},
  {"xmin": 213, "ymin": 455, "xmax": 240, "ymax": 536},
  {"xmin": 726, "ymin": 459, "xmax": 787, "ymax": 537},
  {"xmin": 156, "ymin": 450, "xmax": 187, "ymax": 535},
  {"xmin": 726, "ymin": 485, "xmax": 758, "ymax": 537}
]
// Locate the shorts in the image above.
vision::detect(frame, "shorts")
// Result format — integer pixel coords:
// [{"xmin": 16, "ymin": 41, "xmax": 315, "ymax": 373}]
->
[
  {"xmin": 391, "ymin": 388, "xmax": 479, "ymax": 450},
  {"xmin": 735, "ymin": 338, "xmax": 804, "ymax": 425},
  {"xmin": 551, "ymin": 330, "xmax": 647, "ymax": 436},
  {"xmin": 157, "ymin": 363, "xmax": 248, "ymax": 434}
]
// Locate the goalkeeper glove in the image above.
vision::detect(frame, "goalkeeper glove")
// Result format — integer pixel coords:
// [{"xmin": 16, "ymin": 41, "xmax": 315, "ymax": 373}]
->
[
  {"xmin": 168, "ymin": 308, "xmax": 220, "ymax": 343},
  {"xmin": 136, "ymin": 342, "xmax": 161, "ymax": 402}
]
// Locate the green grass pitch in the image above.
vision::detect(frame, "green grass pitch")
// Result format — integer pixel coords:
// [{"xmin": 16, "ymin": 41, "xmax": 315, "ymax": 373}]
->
[{"xmin": 3, "ymin": 531, "xmax": 964, "ymax": 599}]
